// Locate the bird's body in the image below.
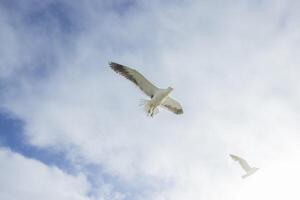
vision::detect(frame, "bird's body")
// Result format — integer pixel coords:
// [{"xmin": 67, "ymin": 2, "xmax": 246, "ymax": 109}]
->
[
  {"xmin": 141, "ymin": 87, "xmax": 173, "ymax": 117},
  {"xmin": 230, "ymin": 154, "xmax": 259, "ymax": 179},
  {"xmin": 241, "ymin": 167, "xmax": 259, "ymax": 179},
  {"xmin": 110, "ymin": 62, "xmax": 183, "ymax": 117},
  {"xmin": 152, "ymin": 87, "xmax": 173, "ymax": 106}
]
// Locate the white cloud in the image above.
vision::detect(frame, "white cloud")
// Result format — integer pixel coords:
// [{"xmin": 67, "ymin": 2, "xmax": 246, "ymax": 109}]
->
[
  {"xmin": 1, "ymin": 0, "xmax": 300, "ymax": 199},
  {"xmin": 0, "ymin": 148, "xmax": 90, "ymax": 200}
]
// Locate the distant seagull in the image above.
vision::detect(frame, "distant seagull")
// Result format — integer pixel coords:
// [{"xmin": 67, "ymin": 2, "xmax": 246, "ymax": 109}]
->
[
  {"xmin": 230, "ymin": 154, "xmax": 259, "ymax": 179},
  {"xmin": 110, "ymin": 62, "xmax": 183, "ymax": 117}
]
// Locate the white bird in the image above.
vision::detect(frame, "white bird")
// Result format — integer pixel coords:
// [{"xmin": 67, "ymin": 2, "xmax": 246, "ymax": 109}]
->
[
  {"xmin": 110, "ymin": 62, "xmax": 183, "ymax": 117},
  {"xmin": 230, "ymin": 154, "xmax": 259, "ymax": 179}
]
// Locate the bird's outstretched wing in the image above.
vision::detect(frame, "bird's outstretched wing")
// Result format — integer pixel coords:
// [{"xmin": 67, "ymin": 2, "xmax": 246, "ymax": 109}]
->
[
  {"xmin": 230, "ymin": 154, "xmax": 252, "ymax": 172},
  {"xmin": 161, "ymin": 97, "xmax": 183, "ymax": 114},
  {"xmin": 110, "ymin": 62, "xmax": 159, "ymax": 97}
]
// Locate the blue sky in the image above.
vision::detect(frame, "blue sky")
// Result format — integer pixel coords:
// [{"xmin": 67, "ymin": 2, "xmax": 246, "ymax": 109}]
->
[
  {"xmin": 0, "ymin": 0, "xmax": 78, "ymax": 166},
  {"xmin": 1, "ymin": 0, "xmax": 300, "ymax": 200}
]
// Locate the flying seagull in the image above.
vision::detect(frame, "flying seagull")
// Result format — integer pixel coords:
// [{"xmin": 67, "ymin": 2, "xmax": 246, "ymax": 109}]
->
[
  {"xmin": 230, "ymin": 154, "xmax": 259, "ymax": 179},
  {"xmin": 110, "ymin": 62, "xmax": 183, "ymax": 117}
]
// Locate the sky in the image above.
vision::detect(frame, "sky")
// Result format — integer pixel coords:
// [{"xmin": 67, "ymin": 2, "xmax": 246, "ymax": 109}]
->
[{"xmin": 1, "ymin": 0, "xmax": 300, "ymax": 199}]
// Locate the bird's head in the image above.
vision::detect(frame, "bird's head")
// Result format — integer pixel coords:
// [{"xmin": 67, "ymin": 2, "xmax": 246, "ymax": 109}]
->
[{"xmin": 167, "ymin": 87, "xmax": 174, "ymax": 91}]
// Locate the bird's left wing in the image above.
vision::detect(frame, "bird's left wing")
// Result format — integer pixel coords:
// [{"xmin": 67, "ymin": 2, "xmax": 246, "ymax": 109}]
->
[
  {"xmin": 110, "ymin": 62, "xmax": 159, "ymax": 97},
  {"xmin": 161, "ymin": 97, "xmax": 183, "ymax": 114},
  {"xmin": 230, "ymin": 154, "xmax": 252, "ymax": 172}
]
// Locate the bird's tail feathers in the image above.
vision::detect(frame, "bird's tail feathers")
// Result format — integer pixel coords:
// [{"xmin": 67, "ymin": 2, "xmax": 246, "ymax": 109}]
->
[{"xmin": 139, "ymin": 99, "xmax": 159, "ymax": 117}]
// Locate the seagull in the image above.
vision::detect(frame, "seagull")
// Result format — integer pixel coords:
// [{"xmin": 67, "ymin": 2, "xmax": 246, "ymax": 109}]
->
[
  {"xmin": 110, "ymin": 62, "xmax": 183, "ymax": 117},
  {"xmin": 230, "ymin": 154, "xmax": 259, "ymax": 179}
]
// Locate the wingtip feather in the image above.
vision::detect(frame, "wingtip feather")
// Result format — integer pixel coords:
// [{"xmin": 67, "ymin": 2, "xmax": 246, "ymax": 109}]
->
[
  {"xmin": 109, "ymin": 62, "xmax": 125, "ymax": 73},
  {"xmin": 109, "ymin": 62, "xmax": 120, "ymax": 69},
  {"xmin": 109, "ymin": 62, "xmax": 138, "ymax": 85},
  {"xmin": 230, "ymin": 154, "xmax": 238, "ymax": 160},
  {"xmin": 177, "ymin": 109, "xmax": 184, "ymax": 114}
]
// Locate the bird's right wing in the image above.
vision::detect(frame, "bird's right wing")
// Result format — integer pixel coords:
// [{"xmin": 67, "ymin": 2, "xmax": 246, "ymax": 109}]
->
[
  {"xmin": 230, "ymin": 154, "xmax": 252, "ymax": 172},
  {"xmin": 161, "ymin": 97, "xmax": 183, "ymax": 114},
  {"xmin": 110, "ymin": 62, "xmax": 159, "ymax": 97}
]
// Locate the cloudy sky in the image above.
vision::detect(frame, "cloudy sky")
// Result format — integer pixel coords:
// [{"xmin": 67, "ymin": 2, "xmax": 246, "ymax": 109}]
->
[{"xmin": 1, "ymin": 0, "xmax": 300, "ymax": 199}]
